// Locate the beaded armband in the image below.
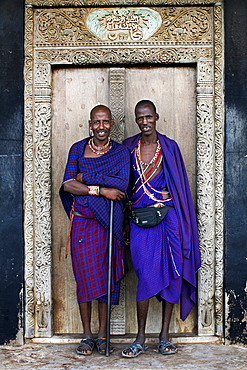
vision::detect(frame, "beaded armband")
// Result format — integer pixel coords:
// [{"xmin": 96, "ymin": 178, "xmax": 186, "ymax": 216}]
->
[{"xmin": 88, "ymin": 185, "xmax": 100, "ymax": 196}]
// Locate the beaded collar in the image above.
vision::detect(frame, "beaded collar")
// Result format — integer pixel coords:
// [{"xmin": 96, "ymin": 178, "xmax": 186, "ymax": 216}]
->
[{"xmin": 88, "ymin": 137, "xmax": 112, "ymax": 155}]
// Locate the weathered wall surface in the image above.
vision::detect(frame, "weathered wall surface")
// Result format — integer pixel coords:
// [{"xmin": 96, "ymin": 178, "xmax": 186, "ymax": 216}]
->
[
  {"xmin": 0, "ymin": 0, "xmax": 24, "ymax": 344},
  {"xmin": 224, "ymin": 0, "xmax": 247, "ymax": 345}
]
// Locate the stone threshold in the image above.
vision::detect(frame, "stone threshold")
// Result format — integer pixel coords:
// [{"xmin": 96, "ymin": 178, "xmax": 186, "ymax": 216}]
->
[{"xmin": 30, "ymin": 333, "xmax": 221, "ymax": 345}]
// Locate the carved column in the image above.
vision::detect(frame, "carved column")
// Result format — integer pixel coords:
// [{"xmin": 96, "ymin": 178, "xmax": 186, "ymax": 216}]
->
[
  {"xmin": 33, "ymin": 63, "xmax": 53, "ymax": 337},
  {"xmin": 196, "ymin": 60, "xmax": 215, "ymax": 335},
  {"xmin": 24, "ymin": 4, "xmax": 35, "ymax": 339},
  {"xmin": 214, "ymin": 4, "xmax": 224, "ymax": 337}
]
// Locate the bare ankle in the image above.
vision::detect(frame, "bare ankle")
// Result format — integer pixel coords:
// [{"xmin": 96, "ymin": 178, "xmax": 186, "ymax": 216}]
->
[{"xmin": 135, "ymin": 333, "xmax": 145, "ymax": 345}]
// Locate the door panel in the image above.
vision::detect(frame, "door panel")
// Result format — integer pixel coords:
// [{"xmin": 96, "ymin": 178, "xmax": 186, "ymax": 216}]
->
[
  {"xmin": 51, "ymin": 65, "xmax": 197, "ymax": 335},
  {"xmin": 125, "ymin": 66, "xmax": 196, "ymax": 199},
  {"xmin": 51, "ymin": 68, "xmax": 109, "ymax": 334},
  {"xmin": 124, "ymin": 66, "xmax": 197, "ymax": 334}
]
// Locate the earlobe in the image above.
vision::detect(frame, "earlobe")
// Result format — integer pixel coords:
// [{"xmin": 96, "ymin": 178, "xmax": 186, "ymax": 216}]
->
[
  {"xmin": 156, "ymin": 114, "xmax": 159, "ymax": 121},
  {"xmin": 89, "ymin": 121, "xmax": 93, "ymax": 136}
]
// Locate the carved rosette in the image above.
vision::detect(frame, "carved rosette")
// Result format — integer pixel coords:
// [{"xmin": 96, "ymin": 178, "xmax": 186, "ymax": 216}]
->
[{"xmin": 24, "ymin": 1, "xmax": 224, "ymax": 338}]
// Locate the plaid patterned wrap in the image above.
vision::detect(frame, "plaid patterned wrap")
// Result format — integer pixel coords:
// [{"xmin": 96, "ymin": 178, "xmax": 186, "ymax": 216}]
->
[
  {"xmin": 71, "ymin": 205, "xmax": 123, "ymax": 304},
  {"xmin": 60, "ymin": 138, "xmax": 130, "ymax": 303},
  {"xmin": 60, "ymin": 138, "xmax": 130, "ymax": 243}
]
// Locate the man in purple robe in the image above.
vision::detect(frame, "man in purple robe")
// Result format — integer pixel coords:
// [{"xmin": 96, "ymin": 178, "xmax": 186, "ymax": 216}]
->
[
  {"xmin": 122, "ymin": 100, "xmax": 201, "ymax": 358},
  {"xmin": 60, "ymin": 105, "xmax": 130, "ymax": 356}
]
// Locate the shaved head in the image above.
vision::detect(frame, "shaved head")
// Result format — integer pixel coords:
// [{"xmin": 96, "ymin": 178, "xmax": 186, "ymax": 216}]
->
[
  {"xmin": 135, "ymin": 100, "xmax": 157, "ymax": 115},
  {"xmin": 90, "ymin": 105, "xmax": 112, "ymax": 120}
]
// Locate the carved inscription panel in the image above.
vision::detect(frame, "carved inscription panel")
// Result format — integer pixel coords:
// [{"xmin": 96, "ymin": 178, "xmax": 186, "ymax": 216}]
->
[{"xmin": 34, "ymin": 7, "xmax": 213, "ymax": 46}]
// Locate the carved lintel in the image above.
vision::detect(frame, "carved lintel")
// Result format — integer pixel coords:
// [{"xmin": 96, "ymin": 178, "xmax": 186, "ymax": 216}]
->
[
  {"xmin": 26, "ymin": 1, "xmax": 223, "ymax": 8},
  {"xmin": 33, "ymin": 7, "xmax": 213, "ymax": 46},
  {"xmin": 35, "ymin": 47, "xmax": 212, "ymax": 66}
]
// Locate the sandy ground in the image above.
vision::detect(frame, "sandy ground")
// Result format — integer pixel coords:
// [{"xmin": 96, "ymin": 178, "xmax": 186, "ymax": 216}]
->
[{"xmin": 0, "ymin": 341, "xmax": 247, "ymax": 370}]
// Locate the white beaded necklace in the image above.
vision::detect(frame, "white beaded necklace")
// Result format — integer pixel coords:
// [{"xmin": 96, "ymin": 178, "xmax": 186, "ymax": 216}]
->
[{"xmin": 88, "ymin": 137, "xmax": 112, "ymax": 155}]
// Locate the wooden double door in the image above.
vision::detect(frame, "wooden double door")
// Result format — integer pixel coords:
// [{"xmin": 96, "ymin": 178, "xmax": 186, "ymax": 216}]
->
[{"xmin": 51, "ymin": 65, "xmax": 197, "ymax": 335}]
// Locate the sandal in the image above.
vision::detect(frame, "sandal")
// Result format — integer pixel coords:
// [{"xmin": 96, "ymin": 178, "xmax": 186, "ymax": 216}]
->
[
  {"xmin": 76, "ymin": 338, "xmax": 95, "ymax": 356},
  {"xmin": 95, "ymin": 338, "xmax": 114, "ymax": 355},
  {"xmin": 122, "ymin": 342, "xmax": 148, "ymax": 358},
  {"xmin": 157, "ymin": 340, "xmax": 177, "ymax": 355}
]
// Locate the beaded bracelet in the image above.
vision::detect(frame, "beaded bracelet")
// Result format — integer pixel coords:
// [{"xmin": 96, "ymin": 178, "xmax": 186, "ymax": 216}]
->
[{"xmin": 88, "ymin": 185, "xmax": 100, "ymax": 196}]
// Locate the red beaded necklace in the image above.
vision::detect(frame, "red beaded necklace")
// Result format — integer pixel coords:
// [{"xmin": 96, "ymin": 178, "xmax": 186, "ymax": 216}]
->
[{"xmin": 136, "ymin": 138, "xmax": 161, "ymax": 180}]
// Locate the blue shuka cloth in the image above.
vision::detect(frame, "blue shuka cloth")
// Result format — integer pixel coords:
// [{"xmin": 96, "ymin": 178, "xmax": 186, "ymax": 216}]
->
[
  {"xmin": 60, "ymin": 138, "xmax": 130, "ymax": 243},
  {"xmin": 71, "ymin": 205, "xmax": 122, "ymax": 304},
  {"xmin": 123, "ymin": 132, "xmax": 201, "ymax": 321},
  {"xmin": 60, "ymin": 137, "xmax": 130, "ymax": 303}
]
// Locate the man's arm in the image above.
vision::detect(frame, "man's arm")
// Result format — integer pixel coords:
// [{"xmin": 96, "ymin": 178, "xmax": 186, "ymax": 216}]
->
[
  {"xmin": 73, "ymin": 174, "xmax": 125, "ymax": 201},
  {"xmin": 62, "ymin": 142, "xmax": 129, "ymax": 201},
  {"xmin": 63, "ymin": 178, "xmax": 88, "ymax": 195},
  {"xmin": 80, "ymin": 148, "xmax": 130, "ymax": 192}
]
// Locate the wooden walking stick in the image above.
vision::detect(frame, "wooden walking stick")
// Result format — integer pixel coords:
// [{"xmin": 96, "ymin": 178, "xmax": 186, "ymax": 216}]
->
[{"xmin": 106, "ymin": 199, "xmax": 114, "ymax": 357}]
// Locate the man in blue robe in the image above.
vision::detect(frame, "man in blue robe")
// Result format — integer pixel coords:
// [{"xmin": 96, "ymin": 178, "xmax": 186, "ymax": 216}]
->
[
  {"xmin": 60, "ymin": 105, "xmax": 130, "ymax": 355},
  {"xmin": 122, "ymin": 100, "xmax": 201, "ymax": 358}
]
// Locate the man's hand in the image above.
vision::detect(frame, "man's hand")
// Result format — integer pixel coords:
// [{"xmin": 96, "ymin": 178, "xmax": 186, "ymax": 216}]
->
[
  {"xmin": 100, "ymin": 187, "xmax": 125, "ymax": 201},
  {"xmin": 76, "ymin": 173, "xmax": 83, "ymax": 183}
]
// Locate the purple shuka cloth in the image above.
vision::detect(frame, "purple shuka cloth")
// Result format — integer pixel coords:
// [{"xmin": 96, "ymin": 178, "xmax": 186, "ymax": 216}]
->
[
  {"xmin": 60, "ymin": 137, "xmax": 130, "ymax": 303},
  {"xmin": 129, "ymin": 165, "xmax": 182, "ymax": 304},
  {"xmin": 71, "ymin": 205, "xmax": 122, "ymax": 304},
  {"xmin": 123, "ymin": 132, "xmax": 201, "ymax": 321}
]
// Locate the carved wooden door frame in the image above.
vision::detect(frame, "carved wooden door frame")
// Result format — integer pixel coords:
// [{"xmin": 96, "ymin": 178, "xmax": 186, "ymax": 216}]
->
[{"xmin": 24, "ymin": 0, "xmax": 224, "ymax": 339}]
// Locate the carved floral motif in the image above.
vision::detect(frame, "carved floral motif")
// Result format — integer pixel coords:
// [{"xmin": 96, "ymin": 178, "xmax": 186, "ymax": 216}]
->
[
  {"xmin": 34, "ymin": 7, "xmax": 212, "ymax": 46},
  {"xmin": 213, "ymin": 4, "xmax": 224, "ymax": 336},
  {"xmin": 36, "ymin": 48, "xmax": 212, "ymax": 65},
  {"xmin": 152, "ymin": 7, "xmax": 212, "ymax": 43}
]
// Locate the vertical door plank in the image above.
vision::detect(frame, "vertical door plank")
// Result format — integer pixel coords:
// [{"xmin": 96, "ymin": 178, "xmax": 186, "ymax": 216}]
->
[{"xmin": 51, "ymin": 67, "xmax": 108, "ymax": 334}]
